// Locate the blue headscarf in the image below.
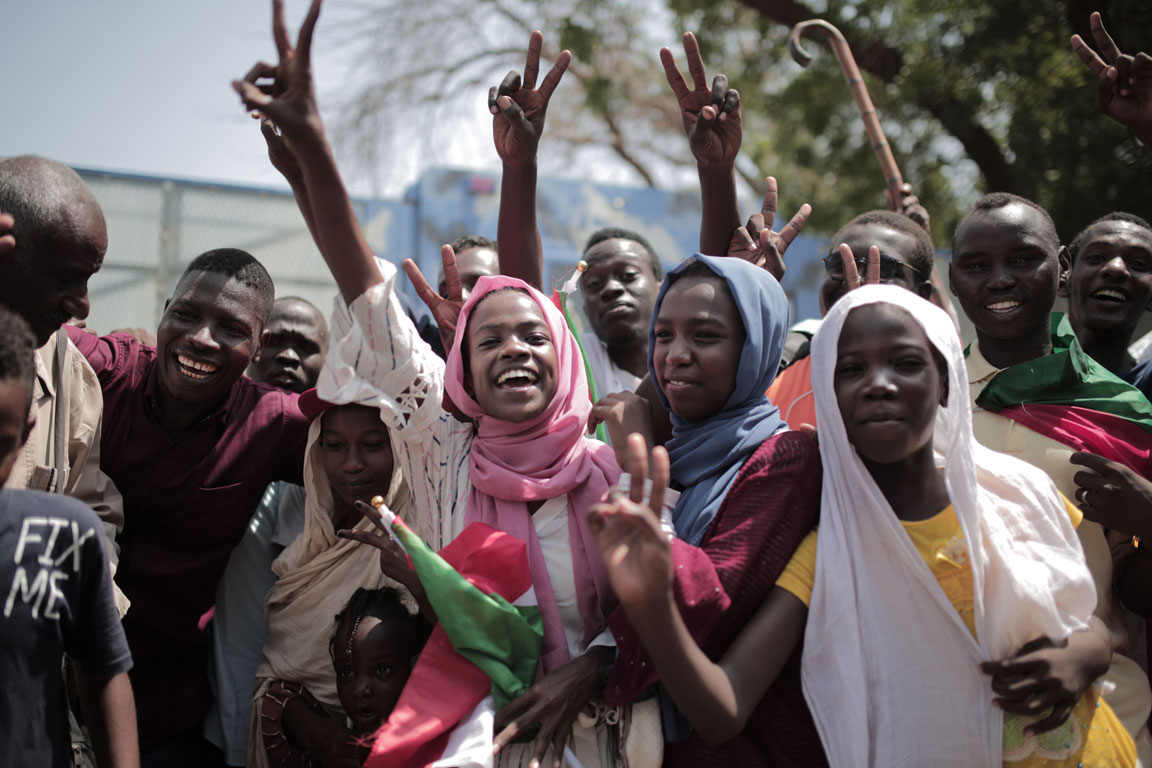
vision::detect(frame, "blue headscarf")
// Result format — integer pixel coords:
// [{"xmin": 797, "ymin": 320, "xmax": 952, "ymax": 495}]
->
[{"xmin": 648, "ymin": 255, "xmax": 790, "ymax": 546}]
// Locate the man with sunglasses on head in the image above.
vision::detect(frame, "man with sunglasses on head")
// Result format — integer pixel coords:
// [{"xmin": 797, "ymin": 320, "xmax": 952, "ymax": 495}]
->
[{"xmin": 767, "ymin": 209, "xmax": 936, "ymax": 429}]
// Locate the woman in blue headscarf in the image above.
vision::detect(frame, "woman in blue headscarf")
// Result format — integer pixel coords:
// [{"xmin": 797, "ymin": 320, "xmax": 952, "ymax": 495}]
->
[{"xmin": 596, "ymin": 255, "xmax": 826, "ymax": 767}]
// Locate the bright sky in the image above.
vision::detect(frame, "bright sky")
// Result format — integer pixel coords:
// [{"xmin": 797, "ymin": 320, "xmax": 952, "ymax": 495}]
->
[{"xmin": 1, "ymin": 0, "xmax": 503, "ymax": 196}]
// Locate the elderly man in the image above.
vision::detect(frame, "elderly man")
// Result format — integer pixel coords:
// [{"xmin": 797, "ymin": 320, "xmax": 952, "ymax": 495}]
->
[{"xmin": 0, "ymin": 155, "xmax": 129, "ymax": 767}]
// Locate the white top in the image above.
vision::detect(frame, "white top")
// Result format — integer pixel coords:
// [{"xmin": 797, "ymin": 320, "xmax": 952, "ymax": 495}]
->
[{"xmin": 581, "ymin": 331, "xmax": 642, "ymax": 397}]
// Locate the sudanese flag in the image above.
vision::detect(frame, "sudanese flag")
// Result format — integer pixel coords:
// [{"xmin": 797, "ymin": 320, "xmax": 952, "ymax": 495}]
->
[
  {"xmin": 365, "ymin": 515, "xmax": 542, "ymax": 768},
  {"xmin": 972, "ymin": 313, "xmax": 1152, "ymax": 477}
]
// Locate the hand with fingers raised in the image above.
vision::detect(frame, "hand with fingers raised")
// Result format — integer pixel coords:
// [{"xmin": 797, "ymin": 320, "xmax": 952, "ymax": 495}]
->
[
  {"xmin": 337, "ymin": 498, "xmax": 436, "ymax": 624},
  {"xmin": 727, "ymin": 176, "xmax": 812, "ymax": 282},
  {"xmin": 404, "ymin": 245, "xmax": 464, "ymax": 354},
  {"xmin": 1071, "ymin": 12, "xmax": 1152, "ymax": 145},
  {"xmin": 489, "ymin": 31, "xmax": 572, "ymax": 167},
  {"xmin": 834, "ymin": 243, "xmax": 884, "ymax": 290},
  {"xmin": 660, "ymin": 32, "xmax": 742, "ymax": 170},
  {"xmin": 232, "ymin": 0, "xmax": 326, "ymax": 153},
  {"xmin": 587, "ymin": 434, "xmax": 673, "ymax": 612}
]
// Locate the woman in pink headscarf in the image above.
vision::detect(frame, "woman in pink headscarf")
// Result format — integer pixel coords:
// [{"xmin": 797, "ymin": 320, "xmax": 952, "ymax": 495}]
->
[{"xmin": 316, "ymin": 253, "xmax": 636, "ymax": 767}]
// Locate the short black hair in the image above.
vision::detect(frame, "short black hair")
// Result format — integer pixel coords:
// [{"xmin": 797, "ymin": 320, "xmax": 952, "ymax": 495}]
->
[
  {"xmin": 0, "ymin": 155, "xmax": 103, "ymax": 265},
  {"xmin": 955, "ymin": 193, "xmax": 1060, "ymax": 252},
  {"xmin": 450, "ymin": 235, "xmax": 497, "ymax": 254},
  {"xmin": 179, "ymin": 248, "xmax": 275, "ymax": 325},
  {"xmin": 583, "ymin": 227, "xmax": 663, "ymax": 280},
  {"xmin": 0, "ymin": 306, "xmax": 38, "ymax": 409},
  {"xmin": 329, "ymin": 586, "xmax": 427, "ymax": 662},
  {"xmin": 1068, "ymin": 212, "xmax": 1152, "ymax": 262},
  {"xmin": 833, "ymin": 210, "xmax": 936, "ymax": 280}
]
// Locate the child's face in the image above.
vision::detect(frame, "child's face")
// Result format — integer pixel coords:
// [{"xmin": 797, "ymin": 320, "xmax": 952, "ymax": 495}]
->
[
  {"xmin": 0, "ymin": 379, "xmax": 32, "ymax": 488},
  {"xmin": 834, "ymin": 304, "xmax": 945, "ymax": 466},
  {"xmin": 652, "ymin": 274, "xmax": 745, "ymax": 422},
  {"xmin": 464, "ymin": 290, "xmax": 559, "ymax": 423},
  {"xmin": 320, "ymin": 405, "xmax": 395, "ymax": 510},
  {"xmin": 334, "ymin": 614, "xmax": 416, "ymax": 733}
]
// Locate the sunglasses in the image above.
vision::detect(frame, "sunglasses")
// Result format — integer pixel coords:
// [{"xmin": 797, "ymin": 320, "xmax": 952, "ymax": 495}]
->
[{"xmin": 822, "ymin": 253, "xmax": 920, "ymax": 282}]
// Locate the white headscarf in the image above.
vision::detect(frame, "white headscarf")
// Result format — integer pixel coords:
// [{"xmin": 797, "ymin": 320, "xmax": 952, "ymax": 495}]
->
[
  {"xmin": 246, "ymin": 414, "xmax": 411, "ymax": 768},
  {"xmin": 802, "ymin": 285, "xmax": 1096, "ymax": 767}
]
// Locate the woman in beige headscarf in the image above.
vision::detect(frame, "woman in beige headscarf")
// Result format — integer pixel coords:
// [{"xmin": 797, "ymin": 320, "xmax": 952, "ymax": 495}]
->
[{"xmin": 247, "ymin": 392, "xmax": 418, "ymax": 768}]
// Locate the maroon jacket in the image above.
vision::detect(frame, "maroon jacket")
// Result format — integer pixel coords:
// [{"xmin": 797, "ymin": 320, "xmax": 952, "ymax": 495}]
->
[
  {"xmin": 606, "ymin": 430, "xmax": 827, "ymax": 767},
  {"xmin": 68, "ymin": 327, "xmax": 309, "ymax": 746}
]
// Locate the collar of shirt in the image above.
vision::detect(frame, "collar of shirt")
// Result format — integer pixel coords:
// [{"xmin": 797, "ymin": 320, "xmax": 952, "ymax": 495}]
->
[
  {"xmin": 32, "ymin": 335, "xmax": 57, "ymax": 400},
  {"xmin": 965, "ymin": 340, "xmax": 1001, "ymax": 387}
]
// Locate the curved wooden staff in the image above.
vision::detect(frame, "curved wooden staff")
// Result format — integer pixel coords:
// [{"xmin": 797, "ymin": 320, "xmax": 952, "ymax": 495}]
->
[
  {"xmin": 789, "ymin": 19, "xmax": 903, "ymax": 210},
  {"xmin": 789, "ymin": 19, "xmax": 961, "ymax": 328}
]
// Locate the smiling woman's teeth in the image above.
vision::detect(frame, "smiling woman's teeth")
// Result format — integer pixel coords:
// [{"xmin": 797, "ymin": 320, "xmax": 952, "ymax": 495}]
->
[
  {"xmin": 178, "ymin": 354, "xmax": 217, "ymax": 380},
  {"xmin": 496, "ymin": 368, "xmax": 538, "ymax": 385}
]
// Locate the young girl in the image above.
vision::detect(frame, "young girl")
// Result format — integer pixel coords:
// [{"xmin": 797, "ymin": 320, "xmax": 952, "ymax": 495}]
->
[
  {"xmin": 592, "ymin": 285, "xmax": 1136, "ymax": 766},
  {"xmin": 248, "ymin": 396, "xmax": 419, "ymax": 768},
  {"xmin": 330, "ymin": 587, "xmax": 427, "ymax": 738},
  {"xmin": 598, "ymin": 254, "xmax": 825, "ymax": 766}
]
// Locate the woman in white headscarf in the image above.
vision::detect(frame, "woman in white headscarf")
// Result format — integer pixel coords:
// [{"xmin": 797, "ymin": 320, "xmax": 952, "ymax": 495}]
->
[
  {"xmin": 592, "ymin": 285, "xmax": 1136, "ymax": 767},
  {"xmin": 247, "ymin": 393, "xmax": 418, "ymax": 768}
]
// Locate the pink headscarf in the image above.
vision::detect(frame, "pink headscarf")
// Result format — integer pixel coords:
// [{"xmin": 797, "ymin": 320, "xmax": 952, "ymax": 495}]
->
[{"xmin": 444, "ymin": 275, "xmax": 621, "ymax": 673}]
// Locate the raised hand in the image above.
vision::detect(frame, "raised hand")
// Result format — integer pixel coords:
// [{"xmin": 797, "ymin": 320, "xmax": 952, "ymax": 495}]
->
[
  {"xmin": 1071, "ymin": 12, "xmax": 1152, "ymax": 141},
  {"xmin": 837, "ymin": 243, "xmax": 883, "ymax": 289},
  {"xmin": 588, "ymin": 434, "xmax": 672, "ymax": 610},
  {"xmin": 404, "ymin": 245, "xmax": 464, "ymax": 354},
  {"xmin": 0, "ymin": 212, "xmax": 14, "ymax": 257},
  {"xmin": 232, "ymin": 0, "xmax": 325, "ymax": 152},
  {"xmin": 660, "ymin": 32, "xmax": 742, "ymax": 169},
  {"xmin": 488, "ymin": 31, "xmax": 572, "ymax": 167},
  {"xmin": 894, "ymin": 182, "xmax": 930, "ymax": 233},
  {"xmin": 727, "ymin": 176, "xmax": 812, "ymax": 281}
]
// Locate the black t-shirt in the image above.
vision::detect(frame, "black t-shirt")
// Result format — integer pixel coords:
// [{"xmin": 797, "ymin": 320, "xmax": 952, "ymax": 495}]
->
[
  {"xmin": 0, "ymin": 489, "xmax": 132, "ymax": 768},
  {"xmin": 1124, "ymin": 357, "xmax": 1152, "ymax": 401}
]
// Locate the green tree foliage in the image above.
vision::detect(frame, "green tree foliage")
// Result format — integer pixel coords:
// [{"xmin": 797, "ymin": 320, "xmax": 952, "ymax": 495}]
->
[
  {"xmin": 335, "ymin": 0, "xmax": 1152, "ymax": 243},
  {"xmin": 671, "ymin": 0, "xmax": 1152, "ymax": 242}
]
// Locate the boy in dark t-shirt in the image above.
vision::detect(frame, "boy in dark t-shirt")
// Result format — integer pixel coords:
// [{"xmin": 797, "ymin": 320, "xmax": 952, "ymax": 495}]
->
[{"xmin": 0, "ymin": 306, "xmax": 137, "ymax": 768}]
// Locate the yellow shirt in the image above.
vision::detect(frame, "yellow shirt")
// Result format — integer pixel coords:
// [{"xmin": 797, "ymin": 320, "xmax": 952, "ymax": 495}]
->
[{"xmin": 777, "ymin": 501, "xmax": 1134, "ymax": 766}]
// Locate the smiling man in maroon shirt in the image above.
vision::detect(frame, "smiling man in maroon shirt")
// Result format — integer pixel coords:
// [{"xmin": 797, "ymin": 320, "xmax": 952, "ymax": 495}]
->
[{"xmin": 66, "ymin": 248, "xmax": 309, "ymax": 764}]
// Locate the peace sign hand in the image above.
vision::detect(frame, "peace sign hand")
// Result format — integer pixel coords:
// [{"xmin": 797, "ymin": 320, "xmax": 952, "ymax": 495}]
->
[
  {"xmin": 588, "ymin": 434, "xmax": 673, "ymax": 611},
  {"xmin": 404, "ymin": 245, "xmax": 464, "ymax": 354},
  {"xmin": 838, "ymin": 244, "xmax": 882, "ymax": 290},
  {"xmin": 232, "ymin": 0, "xmax": 326, "ymax": 152},
  {"xmin": 727, "ymin": 176, "xmax": 812, "ymax": 281},
  {"xmin": 1071, "ymin": 12, "xmax": 1152, "ymax": 139},
  {"xmin": 488, "ymin": 31, "xmax": 572, "ymax": 167},
  {"xmin": 660, "ymin": 32, "xmax": 742, "ymax": 170}
]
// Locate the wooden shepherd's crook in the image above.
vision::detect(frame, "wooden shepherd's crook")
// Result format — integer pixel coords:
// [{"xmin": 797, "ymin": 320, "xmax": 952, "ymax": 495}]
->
[
  {"xmin": 789, "ymin": 19, "xmax": 903, "ymax": 211},
  {"xmin": 789, "ymin": 19, "xmax": 963, "ymax": 328}
]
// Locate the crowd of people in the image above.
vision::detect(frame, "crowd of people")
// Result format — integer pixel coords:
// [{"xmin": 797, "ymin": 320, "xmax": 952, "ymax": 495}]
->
[{"xmin": 2, "ymin": 2, "xmax": 1152, "ymax": 766}]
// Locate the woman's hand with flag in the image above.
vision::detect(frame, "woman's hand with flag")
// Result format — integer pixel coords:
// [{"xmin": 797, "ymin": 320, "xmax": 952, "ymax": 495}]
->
[{"xmin": 339, "ymin": 500, "xmax": 436, "ymax": 624}]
